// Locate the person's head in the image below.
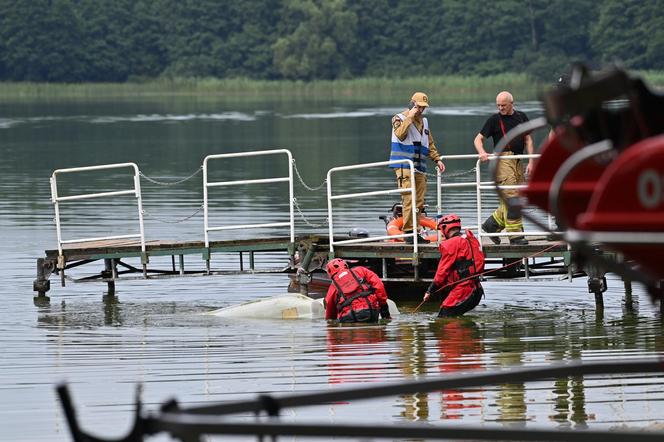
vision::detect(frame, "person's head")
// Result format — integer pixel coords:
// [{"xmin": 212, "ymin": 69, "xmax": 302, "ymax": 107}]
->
[
  {"xmin": 409, "ymin": 92, "xmax": 429, "ymax": 116},
  {"xmin": 325, "ymin": 258, "xmax": 348, "ymax": 277},
  {"xmin": 390, "ymin": 202, "xmax": 403, "ymax": 218},
  {"xmin": 496, "ymin": 91, "xmax": 514, "ymax": 116},
  {"xmin": 437, "ymin": 213, "xmax": 462, "ymax": 239}
]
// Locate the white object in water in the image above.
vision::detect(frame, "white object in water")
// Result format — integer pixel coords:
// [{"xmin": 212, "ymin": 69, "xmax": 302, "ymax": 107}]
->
[
  {"xmin": 208, "ymin": 293, "xmax": 325, "ymax": 319},
  {"xmin": 207, "ymin": 293, "xmax": 399, "ymax": 320}
]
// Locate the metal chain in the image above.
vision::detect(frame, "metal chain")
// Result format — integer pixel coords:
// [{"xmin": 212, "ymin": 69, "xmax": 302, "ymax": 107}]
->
[
  {"xmin": 142, "ymin": 205, "xmax": 204, "ymax": 224},
  {"xmin": 292, "ymin": 159, "xmax": 327, "ymax": 191},
  {"xmin": 419, "ymin": 166, "xmax": 477, "ymax": 179},
  {"xmin": 293, "ymin": 197, "xmax": 327, "ymax": 228},
  {"xmin": 140, "ymin": 167, "xmax": 203, "ymax": 186}
]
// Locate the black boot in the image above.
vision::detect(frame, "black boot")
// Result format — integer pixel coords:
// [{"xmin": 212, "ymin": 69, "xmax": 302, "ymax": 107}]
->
[
  {"xmin": 405, "ymin": 232, "xmax": 430, "ymax": 244},
  {"xmin": 509, "ymin": 226, "xmax": 529, "ymax": 245},
  {"xmin": 481, "ymin": 216, "xmax": 501, "ymax": 245}
]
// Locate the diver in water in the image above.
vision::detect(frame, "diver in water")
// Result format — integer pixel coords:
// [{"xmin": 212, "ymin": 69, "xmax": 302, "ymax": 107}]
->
[
  {"xmin": 324, "ymin": 258, "xmax": 391, "ymax": 322},
  {"xmin": 423, "ymin": 214, "xmax": 485, "ymax": 317}
]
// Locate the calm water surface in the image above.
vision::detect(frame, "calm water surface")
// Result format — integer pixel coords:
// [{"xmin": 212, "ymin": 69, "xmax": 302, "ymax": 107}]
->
[{"xmin": 1, "ymin": 97, "xmax": 663, "ymax": 441}]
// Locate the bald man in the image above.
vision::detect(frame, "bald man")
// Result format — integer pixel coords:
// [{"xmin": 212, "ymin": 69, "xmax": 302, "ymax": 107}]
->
[{"xmin": 474, "ymin": 91, "xmax": 534, "ymax": 245}]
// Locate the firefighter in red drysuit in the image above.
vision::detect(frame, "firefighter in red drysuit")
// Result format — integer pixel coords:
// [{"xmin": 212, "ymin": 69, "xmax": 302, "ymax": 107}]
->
[
  {"xmin": 324, "ymin": 258, "xmax": 391, "ymax": 322},
  {"xmin": 423, "ymin": 214, "xmax": 485, "ymax": 317}
]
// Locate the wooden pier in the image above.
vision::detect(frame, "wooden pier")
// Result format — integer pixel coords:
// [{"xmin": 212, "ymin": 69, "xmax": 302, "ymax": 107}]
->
[
  {"xmin": 34, "ymin": 233, "xmax": 581, "ymax": 303},
  {"xmin": 34, "ymin": 151, "xmax": 623, "ymax": 308}
]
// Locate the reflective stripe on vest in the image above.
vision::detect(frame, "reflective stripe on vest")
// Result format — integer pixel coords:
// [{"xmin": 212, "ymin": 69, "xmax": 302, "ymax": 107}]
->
[{"xmin": 389, "ymin": 114, "xmax": 430, "ymax": 172}]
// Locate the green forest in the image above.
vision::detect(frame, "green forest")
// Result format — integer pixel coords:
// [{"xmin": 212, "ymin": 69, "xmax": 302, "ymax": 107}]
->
[{"xmin": 0, "ymin": 0, "xmax": 662, "ymax": 83}]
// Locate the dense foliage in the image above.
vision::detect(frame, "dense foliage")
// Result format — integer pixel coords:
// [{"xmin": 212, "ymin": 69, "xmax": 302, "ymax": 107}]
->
[{"xmin": 0, "ymin": 0, "xmax": 661, "ymax": 82}]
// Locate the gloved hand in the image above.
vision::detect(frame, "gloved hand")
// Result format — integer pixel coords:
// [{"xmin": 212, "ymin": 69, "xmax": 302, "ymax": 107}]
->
[
  {"xmin": 380, "ymin": 303, "xmax": 391, "ymax": 319},
  {"xmin": 423, "ymin": 292, "xmax": 431, "ymax": 302}
]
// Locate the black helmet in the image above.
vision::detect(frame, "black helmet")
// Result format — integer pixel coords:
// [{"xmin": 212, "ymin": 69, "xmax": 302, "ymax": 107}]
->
[
  {"xmin": 348, "ymin": 227, "xmax": 369, "ymax": 238},
  {"xmin": 390, "ymin": 203, "xmax": 403, "ymax": 218}
]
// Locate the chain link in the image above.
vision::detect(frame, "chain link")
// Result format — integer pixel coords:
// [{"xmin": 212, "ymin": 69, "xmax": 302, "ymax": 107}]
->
[
  {"xmin": 140, "ymin": 167, "xmax": 203, "ymax": 186},
  {"xmin": 293, "ymin": 197, "xmax": 327, "ymax": 228},
  {"xmin": 419, "ymin": 166, "xmax": 477, "ymax": 179},
  {"xmin": 143, "ymin": 205, "xmax": 204, "ymax": 224},
  {"xmin": 292, "ymin": 159, "xmax": 327, "ymax": 191}
]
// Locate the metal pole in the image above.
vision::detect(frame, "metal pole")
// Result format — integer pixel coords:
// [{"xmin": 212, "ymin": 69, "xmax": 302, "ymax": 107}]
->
[
  {"xmin": 287, "ymin": 153, "xmax": 295, "ymax": 243},
  {"xmin": 475, "ymin": 158, "xmax": 483, "ymax": 249},
  {"xmin": 326, "ymin": 169, "xmax": 335, "ymax": 254},
  {"xmin": 410, "ymin": 162, "xmax": 418, "ymax": 255}
]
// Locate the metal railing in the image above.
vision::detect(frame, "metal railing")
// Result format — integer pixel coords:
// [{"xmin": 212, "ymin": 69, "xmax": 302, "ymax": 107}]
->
[
  {"xmin": 50, "ymin": 163, "xmax": 146, "ymax": 264},
  {"xmin": 57, "ymin": 358, "xmax": 664, "ymax": 441},
  {"xmin": 327, "ymin": 160, "xmax": 419, "ymax": 253},
  {"xmin": 203, "ymin": 149, "xmax": 295, "ymax": 249},
  {"xmin": 435, "ymin": 153, "xmax": 554, "ymax": 247}
]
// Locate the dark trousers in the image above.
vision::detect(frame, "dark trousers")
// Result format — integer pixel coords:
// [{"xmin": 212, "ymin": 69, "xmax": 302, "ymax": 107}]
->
[{"xmin": 437, "ymin": 285, "xmax": 484, "ymax": 317}]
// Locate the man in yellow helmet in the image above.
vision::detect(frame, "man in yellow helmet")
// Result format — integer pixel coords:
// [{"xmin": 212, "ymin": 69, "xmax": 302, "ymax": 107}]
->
[{"xmin": 389, "ymin": 92, "xmax": 446, "ymax": 244}]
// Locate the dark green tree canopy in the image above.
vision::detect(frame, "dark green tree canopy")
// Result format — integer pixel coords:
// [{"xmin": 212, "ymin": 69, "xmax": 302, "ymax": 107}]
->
[{"xmin": 0, "ymin": 0, "xmax": 661, "ymax": 82}]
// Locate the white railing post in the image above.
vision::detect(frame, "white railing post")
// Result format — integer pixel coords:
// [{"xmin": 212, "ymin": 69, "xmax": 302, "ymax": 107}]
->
[
  {"xmin": 50, "ymin": 162, "xmax": 146, "ymax": 266},
  {"xmin": 327, "ymin": 159, "xmax": 418, "ymax": 254},
  {"xmin": 437, "ymin": 153, "xmax": 547, "ymax": 246},
  {"xmin": 476, "ymin": 158, "xmax": 483, "ymax": 248},
  {"xmin": 202, "ymin": 149, "xmax": 295, "ymax": 250}
]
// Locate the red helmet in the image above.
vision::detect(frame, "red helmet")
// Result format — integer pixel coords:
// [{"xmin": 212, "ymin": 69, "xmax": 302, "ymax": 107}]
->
[
  {"xmin": 325, "ymin": 258, "xmax": 348, "ymax": 276},
  {"xmin": 437, "ymin": 213, "xmax": 462, "ymax": 237}
]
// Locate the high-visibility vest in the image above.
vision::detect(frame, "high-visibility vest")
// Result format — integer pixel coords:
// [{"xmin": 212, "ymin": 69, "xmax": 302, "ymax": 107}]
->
[{"xmin": 389, "ymin": 114, "xmax": 430, "ymax": 172}]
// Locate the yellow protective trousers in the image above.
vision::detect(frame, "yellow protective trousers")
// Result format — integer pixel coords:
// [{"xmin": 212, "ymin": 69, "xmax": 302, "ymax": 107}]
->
[
  {"xmin": 395, "ymin": 168, "xmax": 427, "ymax": 232},
  {"xmin": 492, "ymin": 152, "xmax": 525, "ymax": 233}
]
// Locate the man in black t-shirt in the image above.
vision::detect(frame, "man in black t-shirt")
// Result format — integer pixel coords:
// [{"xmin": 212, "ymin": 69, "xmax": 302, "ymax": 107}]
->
[{"xmin": 473, "ymin": 91, "xmax": 534, "ymax": 245}]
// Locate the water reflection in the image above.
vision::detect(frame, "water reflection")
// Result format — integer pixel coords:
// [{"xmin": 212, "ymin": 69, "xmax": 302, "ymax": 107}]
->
[
  {"xmin": 326, "ymin": 323, "xmax": 389, "ymax": 386},
  {"xmin": 431, "ymin": 318, "xmax": 484, "ymax": 421},
  {"xmin": 396, "ymin": 322, "xmax": 429, "ymax": 421}
]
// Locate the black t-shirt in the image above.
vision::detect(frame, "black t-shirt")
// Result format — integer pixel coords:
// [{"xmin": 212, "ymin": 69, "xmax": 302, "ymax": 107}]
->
[{"xmin": 479, "ymin": 110, "xmax": 530, "ymax": 154}]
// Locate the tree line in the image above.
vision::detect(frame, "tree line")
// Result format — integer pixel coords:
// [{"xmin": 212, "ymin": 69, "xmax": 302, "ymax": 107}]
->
[{"xmin": 0, "ymin": 0, "xmax": 662, "ymax": 83}]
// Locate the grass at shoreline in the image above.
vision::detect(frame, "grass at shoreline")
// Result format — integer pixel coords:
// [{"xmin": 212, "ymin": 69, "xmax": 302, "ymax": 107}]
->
[
  {"xmin": 1, "ymin": 71, "xmax": 662, "ymax": 103},
  {"xmin": 0, "ymin": 74, "xmax": 541, "ymax": 103}
]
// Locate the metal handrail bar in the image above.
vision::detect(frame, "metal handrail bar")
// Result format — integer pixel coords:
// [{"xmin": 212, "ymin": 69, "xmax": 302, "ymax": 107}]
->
[
  {"xmin": 149, "ymin": 418, "xmax": 664, "ymax": 441},
  {"xmin": 203, "ymin": 149, "xmax": 294, "ymax": 248},
  {"xmin": 173, "ymin": 358, "xmax": 663, "ymax": 415},
  {"xmin": 327, "ymin": 160, "xmax": 418, "ymax": 254},
  {"xmin": 57, "ymin": 359, "xmax": 664, "ymax": 441},
  {"xmin": 50, "ymin": 162, "xmax": 145, "ymax": 259},
  {"xmin": 435, "ymin": 153, "xmax": 545, "ymax": 248},
  {"xmin": 60, "ymin": 234, "xmax": 141, "ymax": 244},
  {"xmin": 479, "ymin": 184, "xmax": 528, "ymax": 190},
  {"xmin": 329, "ymin": 188, "xmax": 406, "ymax": 200},
  {"xmin": 333, "ymin": 233, "xmax": 408, "ymax": 245},
  {"xmin": 206, "ymin": 177, "xmax": 290, "ymax": 187},
  {"xmin": 55, "ymin": 189, "xmax": 136, "ymax": 202},
  {"xmin": 207, "ymin": 222, "xmax": 291, "ymax": 232}
]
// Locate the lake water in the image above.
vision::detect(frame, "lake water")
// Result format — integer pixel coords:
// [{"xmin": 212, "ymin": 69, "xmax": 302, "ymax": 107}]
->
[{"xmin": 1, "ymin": 97, "xmax": 663, "ymax": 441}]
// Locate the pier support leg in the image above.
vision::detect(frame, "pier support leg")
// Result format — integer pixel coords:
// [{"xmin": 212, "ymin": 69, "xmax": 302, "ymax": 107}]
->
[
  {"xmin": 33, "ymin": 258, "xmax": 54, "ymax": 305},
  {"xmin": 103, "ymin": 259, "xmax": 116, "ymax": 297},
  {"xmin": 623, "ymin": 279, "xmax": 633, "ymax": 312},
  {"xmin": 585, "ymin": 263, "xmax": 607, "ymax": 311},
  {"xmin": 295, "ymin": 244, "xmax": 318, "ymax": 297}
]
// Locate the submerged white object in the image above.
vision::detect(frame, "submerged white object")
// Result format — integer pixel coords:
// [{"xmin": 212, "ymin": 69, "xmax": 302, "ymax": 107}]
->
[
  {"xmin": 207, "ymin": 293, "xmax": 399, "ymax": 320},
  {"xmin": 208, "ymin": 293, "xmax": 325, "ymax": 319}
]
